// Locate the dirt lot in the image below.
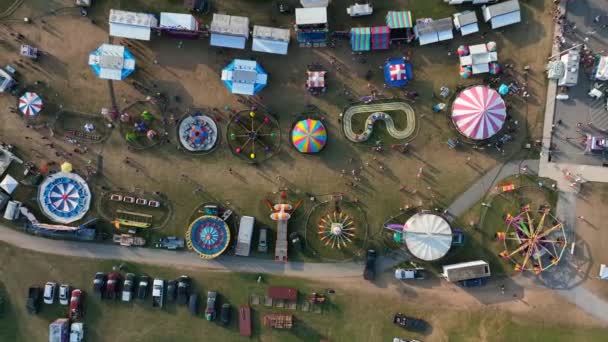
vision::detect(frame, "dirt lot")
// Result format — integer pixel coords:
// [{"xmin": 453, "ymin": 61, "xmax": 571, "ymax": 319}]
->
[{"xmin": 0, "ymin": 0, "xmax": 556, "ymax": 263}]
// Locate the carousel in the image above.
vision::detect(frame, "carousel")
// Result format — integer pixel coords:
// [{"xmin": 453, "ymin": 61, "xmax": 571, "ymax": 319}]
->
[
  {"xmin": 37, "ymin": 170, "xmax": 91, "ymax": 224},
  {"xmin": 186, "ymin": 215, "xmax": 231, "ymax": 259},
  {"xmin": 451, "ymin": 85, "xmax": 506, "ymax": 140},
  {"xmin": 178, "ymin": 113, "xmax": 219, "ymax": 152}
]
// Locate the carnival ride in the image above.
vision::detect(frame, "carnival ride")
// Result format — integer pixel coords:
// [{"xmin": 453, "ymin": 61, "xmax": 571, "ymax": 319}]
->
[
  {"xmin": 227, "ymin": 110, "xmax": 280, "ymax": 161},
  {"xmin": 342, "ymin": 102, "xmax": 416, "ymax": 143},
  {"xmin": 317, "ymin": 198, "xmax": 356, "ymax": 249},
  {"xmin": 178, "ymin": 113, "xmax": 219, "ymax": 152},
  {"xmin": 265, "ymin": 191, "xmax": 303, "ymax": 261},
  {"xmin": 385, "ymin": 212, "xmax": 453, "ymax": 261},
  {"xmin": 186, "ymin": 215, "xmax": 231, "ymax": 259},
  {"xmin": 291, "ymin": 119, "xmax": 327, "ymax": 153},
  {"xmin": 384, "ymin": 57, "xmax": 413, "ymax": 87},
  {"xmin": 497, "ymin": 206, "xmax": 567, "ymax": 274},
  {"xmin": 19, "ymin": 92, "xmax": 43, "ymax": 117},
  {"xmin": 37, "ymin": 172, "xmax": 91, "ymax": 224},
  {"xmin": 112, "ymin": 210, "xmax": 153, "ymax": 229},
  {"xmin": 20, "ymin": 206, "xmax": 97, "ymax": 241},
  {"xmin": 451, "ymin": 85, "xmax": 506, "ymax": 141}
]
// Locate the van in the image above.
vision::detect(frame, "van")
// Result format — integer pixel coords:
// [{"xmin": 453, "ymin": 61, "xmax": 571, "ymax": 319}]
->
[{"xmin": 258, "ymin": 228, "xmax": 268, "ymax": 253}]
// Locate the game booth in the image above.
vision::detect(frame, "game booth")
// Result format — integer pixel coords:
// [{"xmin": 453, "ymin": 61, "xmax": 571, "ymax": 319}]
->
[
  {"xmin": 109, "ymin": 9, "xmax": 158, "ymax": 41},
  {"xmin": 451, "ymin": 85, "xmax": 506, "ymax": 140},
  {"xmin": 386, "ymin": 10, "xmax": 414, "ymax": 43},
  {"xmin": 384, "ymin": 57, "xmax": 413, "ymax": 87},
  {"xmin": 210, "ymin": 13, "xmax": 250, "ymax": 49},
  {"xmin": 178, "ymin": 113, "xmax": 219, "ymax": 152},
  {"xmin": 221, "ymin": 59, "xmax": 268, "ymax": 96},
  {"xmin": 89, "ymin": 44, "xmax": 136, "ymax": 81},
  {"xmin": 186, "ymin": 215, "xmax": 231, "ymax": 259},
  {"xmin": 291, "ymin": 118, "xmax": 327, "ymax": 154},
  {"xmin": 295, "ymin": 7, "xmax": 329, "ymax": 47},
  {"xmin": 158, "ymin": 12, "xmax": 200, "ymax": 38},
  {"xmin": 37, "ymin": 171, "xmax": 91, "ymax": 224}
]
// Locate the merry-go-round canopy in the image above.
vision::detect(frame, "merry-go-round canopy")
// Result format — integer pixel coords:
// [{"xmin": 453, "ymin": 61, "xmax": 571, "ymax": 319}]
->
[
  {"xmin": 186, "ymin": 215, "xmax": 231, "ymax": 259},
  {"xmin": 178, "ymin": 114, "xmax": 218, "ymax": 152},
  {"xmin": 404, "ymin": 213, "xmax": 452, "ymax": 261},
  {"xmin": 19, "ymin": 92, "xmax": 43, "ymax": 116},
  {"xmin": 37, "ymin": 171, "xmax": 91, "ymax": 224},
  {"xmin": 221, "ymin": 59, "xmax": 268, "ymax": 96},
  {"xmin": 88, "ymin": 44, "xmax": 136, "ymax": 81},
  {"xmin": 384, "ymin": 57, "xmax": 413, "ymax": 87},
  {"xmin": 291, "ymin": 118, "xmax": 327, "ymax": 153},
  {"xmin": 451, "ymin": 85, "xmax": 506, "ymax": 140}
]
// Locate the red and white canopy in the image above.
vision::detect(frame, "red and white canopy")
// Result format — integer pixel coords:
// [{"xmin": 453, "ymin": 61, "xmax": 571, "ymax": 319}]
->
[
  {"xmin": 451, "ymin": 85, "xmax": 506, "ymax": 140},
  {"xmin": 307, "ymin": 71, "xmax": 326, "ymax": 88},
  {"xmin": 389, "ymin": 63, "xmax": 406, "ymax": 81},
  {"xmin": 19, "ymin": 92, "xmax": 43, "ymax": 116}
]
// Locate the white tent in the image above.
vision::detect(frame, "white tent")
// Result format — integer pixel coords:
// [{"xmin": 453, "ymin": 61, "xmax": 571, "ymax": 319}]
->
[
  {"xmin": 209, "ymin": 13, "xmax": 250, "ymax": 49},
  {"xmin": 594, "ymin": 56, "xmax": 608, "ymax": 81},
  {"xmin": 252, "ymin": 26, "xmax": 290, "ymax": 55},
  {"xmin": 404, "ymin": 213, "xmax": 452, "ymax": 261},
  {"xmin": 0, "ymin": 174, "xmax": 18, "ymax": 194},
  {"xmin": 482, "ymin": 0, "xmax": 521, "ymax": 29},
  {"xmin": 301, "ymin": 0, "xmax": 329, "ymax": 7},
  {"xmin": 600, "ymin": 264, "xmax": 608, "ymax": 280},
  {"xmin": 558, "ymin": 49, "xmax": 580, "ymax": 87},
  {"xmin": 453, "ymin": 11, "xmax": 479, "ymax": 36},
  {"xmin": 160, "ymin": 12, "xmax": 198, "ymax": 31},
  {"xmin": 109, "ymin": 9, "xmax": 158, "ymax": 41}
]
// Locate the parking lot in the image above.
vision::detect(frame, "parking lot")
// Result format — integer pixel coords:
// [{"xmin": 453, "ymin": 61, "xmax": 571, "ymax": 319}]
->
[{"xmin": 552, "ymin": 0, "xmax": 608, "ymax": 166}]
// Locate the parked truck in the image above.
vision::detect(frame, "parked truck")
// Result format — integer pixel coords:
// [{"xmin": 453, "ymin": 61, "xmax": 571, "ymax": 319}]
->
[
  {"xmin": 152, "ymin": 279, "xmax": 164, "ymax": 308},
  {"xmin": 113, "ymin": 234, "xmax": 146, "ymax": 247}
]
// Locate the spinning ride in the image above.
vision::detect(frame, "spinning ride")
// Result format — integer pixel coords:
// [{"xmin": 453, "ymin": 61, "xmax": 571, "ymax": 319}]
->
[
  {"xmin": 317, "ymin": 211, "xmax": 356, "ymax": 249},
  {"xmin": 38, "ymin": 172, "xmax": 91, "ymax": 224},
  {"xmin": 228, "ymin": 110, "xmax": 280, "ymax": 161},
  {"xmin": 178, "ymin": 114, "xmax": 218, "ymax": 152},
  {"xmin": 497, "ymin": 206, "xmax": 567, "ymax": 274},
  {"xmin": 186, "ymin": 215, "xmax": 230, "ymax": 259}
]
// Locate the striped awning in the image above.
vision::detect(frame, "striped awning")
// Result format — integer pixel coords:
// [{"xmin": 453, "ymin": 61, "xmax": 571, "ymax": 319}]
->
[
  {"xmin": 370, "ymin": 26, "xmax": 390, "ymax": 50},
  {"xmin": 386, "ymin": 11, "xmax": 413, "ymax": 29},
  {"xmin": 350, "ymin": 27, "xmax": 371, "ymax": 51}
]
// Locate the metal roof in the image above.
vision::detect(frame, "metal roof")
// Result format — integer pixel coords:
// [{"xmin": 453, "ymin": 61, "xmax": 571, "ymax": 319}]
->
[
  {"xmin": 457, "ymin": 11, "xmax": 478, "ymax": 26},
  {"xmin": 295, "ymin": 7, "xmax": 327, "ymax": 25},
  {"xmin": 109, "ymin": 9, "xmax": 156, "ymax": 27},
  {"xmin": 253, "ymin": 25, "xmax": 290, "ymax": 42},
  {"xmin": 210, "ymin": 13, "xmax": 250, "ymax": 37},
  {"xmin": 486, "ymin": 0, "xmax": 520, "ymax": 17},
  {"xmin": 417, "ymin": 17, "xmax": 453, "ymax": 35}
]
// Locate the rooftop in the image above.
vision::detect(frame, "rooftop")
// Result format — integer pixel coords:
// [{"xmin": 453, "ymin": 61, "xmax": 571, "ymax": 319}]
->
[
  {"xmin": 210, "ymin": 13, "xmax": 250, "ymax": 36},
  {"xmin": 417, "ymin": 18, "xmax": 453, "ymax": 35},
  {"xmin": 486, "ymin": 0, "xmax": 520, "ymax": 17},
  {"xmin": 253, "ymin": 25, "xmax": 290, "ymax": 41},
  {"xmin": 295, "ymin": 7, "xmax": 328, "ymax": 26}
]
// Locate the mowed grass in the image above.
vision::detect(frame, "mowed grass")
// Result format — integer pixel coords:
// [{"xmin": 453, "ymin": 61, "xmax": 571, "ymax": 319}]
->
[{"xmin": 1, "ymin": 242, "xmax": 607, "ymax": 342}]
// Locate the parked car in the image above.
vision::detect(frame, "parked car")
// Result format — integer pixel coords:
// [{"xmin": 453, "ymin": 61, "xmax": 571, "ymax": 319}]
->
[
  {"xmin": 155, "ymin": 236, "xmax": 185, "ymax": 250},
  {"xmin": 188, "ymin": 294, "xmax": 198, "ymax": 316},
  {"xmin": 70, "ymin": 322, "xmax": 85, "ymax": 342},
  {"xmin": 106, "ymin": 272, "xmax": 121, "ymax": 300},
  {"xmin": 109, "ymin": 194, "xmax": 122, "ymax": 201},
  {"xmin": 152, "ymin": 279, "xmax": 165, "ymax": 308},
  {"xmin": 148, "ymin": 200, "xmax": 161, "ymax": 208},
  {"xmin": 289, "ymin": 232, "xmax": 303, "ymax": 252},
  {"xmin": 93, "ymin": 272, "xmax": 106, "ymax": 299},
  {"xmin": 59, "ymin": 284, "xmax": 71, "ymax": 305},
  {"xmin": 394, "ymin": 268, "xmax": 426, "ymax": 280},
  {"xmin": 166, "ymin": 280, "xmax": 177, "ymax": 303},
  {"xmin": 363, "ymin": 249, "xmax": 377, "ymax": 280},
  {"xmin": 69, "ymin": 289, "xmax": 83, "ymax": 321},
  {"xmin": 205, "ymin": 291, "xmax": 217, "ymax": 320},
  {"xmin": 26, "ymin": 287, "xmax": 41, "ymax": 314},
  {"xmin": 122, "ymin": 273, "xmax": 136, "ymax": 302},
  {"xmin": 177, "ymin": 275, "xmax": 191, "ymax": 305},
  {"xmin": 220, "ymin": 303, "xmax": 231, "ymax": 325},
  {"xmin": 393, "ymin": 313, "xmax": 428, "ymax": 332},
  {"xmin": 137, "ymin": 275, "xmax": 150, "ymax": 300},
  {"xmin": 135, "ymin": 198, "xmax": 148, "ymax": 205},
  {"xmin": 258, "ymin": 227, "xmax": 268, "ymax": 253},
  {"xmin": 123, "ymin": 196, "xmax": 135, "ymax": 204},
  {"xmin": 43, "ymin": 282, "xmax": 57, "ymax": 304}
]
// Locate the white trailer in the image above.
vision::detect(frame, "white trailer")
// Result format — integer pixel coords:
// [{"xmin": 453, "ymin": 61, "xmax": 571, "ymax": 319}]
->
[
  {"xmin": 441, "ymin": 260, "xmax": 490, "ymax": 282},
  {"xmin": 235, "ymin": 216, "xmax": 255, "ymax": 256}
]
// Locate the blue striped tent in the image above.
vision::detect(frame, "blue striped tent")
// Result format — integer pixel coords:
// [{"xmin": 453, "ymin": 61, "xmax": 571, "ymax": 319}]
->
[{"xmin": 350, "ymin": 27, "xmax": 371, "ymax": 52}]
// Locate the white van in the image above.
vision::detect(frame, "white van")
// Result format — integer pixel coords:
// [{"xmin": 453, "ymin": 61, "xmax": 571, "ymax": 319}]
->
[{"xmin": 43, "ymin": 282, "xmax": 57, "ymax": 304}]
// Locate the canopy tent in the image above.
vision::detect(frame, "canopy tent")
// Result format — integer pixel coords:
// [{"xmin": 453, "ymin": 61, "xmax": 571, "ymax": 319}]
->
[
  {"xmin": 453, "ymin": 11, "xmax": 479, "ymax": 36},
  {"xmin": 350, "ymin": 27, "xmax": 371, "ymax": 52},
  {"xmin": 291, "ymin": 119, "xmax": 327, "ymax": 153},
  {"xmin": 109, "ymin": 9, "xmax": 158, "ymax": 41},
  {"xmin": 19, "ymin": 92, "xmax": 42, "ymax": 116},
  {"xmin": 558, "ymin": 49, "xmax": 580, "ymax": 87},
  {"xmin": 482, "ymin": 0, "xmax": 521, "ymax": 29},
  {"xmin": 306, "ymin": 71, "xmax": 326, "ymax": 89},
  {"xmin": 252, "ymin": 26, "xmax": 290, "ymax": 55},
  {"xmin": 370, "ymin": 26, "xmax": 390, "ymax": 50},
  {"xmin": 600, "ymin": 264, "xmax": 608, "ymax": 280},
  {"xmin": 384, "ymin": 57, "xmax": 413, "ymax": 87},
  {"xmin": 300, "ymin": 0, "xmax": 329, "ymax": 7},
  {"xmin": 594, "ymin": 56, "xmax": 608, "ymax": 81},
  {"xmin": 160, "ymin": 12, "xmax": 198, "ymax": 31},
  {"xmin": 347, "ymin": 3, "xmax": 373, "ymax": 17},
  {"xmin": 458, "ymin": 43, "xmax": 499, "ymax": 76},
  {"xmin": 404, "ymin": 213, "xmax": 452, "ymax": 261},
  {"xmin": 415, "ymin": 18, "xmax": 454, "ymax": 46},
  {"xmin": 88, "ymin": 44, "xmax": 136, "ymax": 81},
  {"xmin": 452, "ymin": 85, "xmax": 506, "ymax": 140},
  {"xmin": 0, "ymin": 175, "xmax": 18, "ymax": 194},
  {"xmin": 209, "ymin": 14, "xmax": 250, "ymax": 49},
  {"xmin": 0, "ymin": 69, "xmax": 15, "ymax": 93},
  {"xmin": 221, "ymin": 59, "xmax": 268, "ymax": 96},
  {"xmin": 386, "ymin": 11, "xmax": 413, "ymax": 42}
]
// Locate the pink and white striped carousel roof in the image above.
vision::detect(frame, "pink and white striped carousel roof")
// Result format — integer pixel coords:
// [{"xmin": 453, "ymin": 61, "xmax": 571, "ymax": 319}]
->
[{"xmin": 451, "ymin": 85, "xmax": 506, "ymax": 140}]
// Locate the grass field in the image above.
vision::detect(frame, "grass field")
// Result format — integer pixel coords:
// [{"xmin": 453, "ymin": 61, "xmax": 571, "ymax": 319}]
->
[{"xmin": 0, "ymin": 242, "xmax": 606, "ymax": 342}]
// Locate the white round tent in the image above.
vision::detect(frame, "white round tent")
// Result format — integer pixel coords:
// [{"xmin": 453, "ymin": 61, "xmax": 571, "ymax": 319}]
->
[{"xmin": 404, "ymin": 213, "xmax": 452, "ymax": 261}]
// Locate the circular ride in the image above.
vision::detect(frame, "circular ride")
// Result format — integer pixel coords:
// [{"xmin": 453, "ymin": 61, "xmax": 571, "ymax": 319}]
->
[
  {"xmin": 317, "ymin": 211, "xmax": 356, "ymax": 249},
  {"xmin": 497, "ymin": 206, "xmax": 567, "ymax": 274},
  {"xmin": 291, "ymin": 118, "xmax": 327, "ymax": 153},
  {"xmin": 227, "ymin": 110, "xmax": 280, "ymax": 162},
  {"xmin": 178, "ymin": 113, "xmax": 218, "ymax": 152},
  {"xmin": 186, "ymin": 215, "xmax": 231, "ymax": 259},
  {"xmin": 38, "ymin": 172, "xmax": 91, "ymax": 224},
  {"xmin": 451, "ymin": 85, "xmax": 506, "ymax": 141},
  {"xmin": 402, "ymin": 213, "xmax": 452, "ymax": 261}
]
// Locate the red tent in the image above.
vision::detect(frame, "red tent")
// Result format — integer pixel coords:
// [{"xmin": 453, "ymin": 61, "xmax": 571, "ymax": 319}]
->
[{"xmin": 371, "ymin": 26, "xmax": 390, "ymax": 50}]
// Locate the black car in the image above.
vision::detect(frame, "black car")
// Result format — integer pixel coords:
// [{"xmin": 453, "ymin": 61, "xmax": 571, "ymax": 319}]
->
[
  {"xmin": 93, "ymin": 272, "xmax": 106, "ymax": 299},
  {"xmin": 220, "ymin": 303, "xmax": 231, "ymax": 325},
  {"xmin": 166, "ymin": 280, "xmax": 177, "ymax": 303},
  {"xmin": 289, "ymin": 232, "xmax": 303, "ymax": 252},
  {"xmin": 138, "ymin": 275, "xmax": 150, "ymax": 300},
  {"xmin": 177, "ymin": 275, "xmax": 191, "ymax": 305},
  {"xmin": 188, "ymin": 294, "xmax": 198, "ymax": 316},
  {"xmin": 393, "ymin": 313, "xmax": 428, "ymax": 332},
  {"xmin": 363, "ymin": 249, "xmax": 377, "ymax": 280},
  {"xmin": 26, "ymin": 287, "xmax": 42, "ymax": 314}
]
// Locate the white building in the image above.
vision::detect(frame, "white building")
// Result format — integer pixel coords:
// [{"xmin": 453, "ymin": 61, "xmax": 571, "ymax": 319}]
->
[
  {"xmin": 558, "ymin": 49, "xmax": 580, "ymax": 87},
  {"xmin": 415, "ymin": 18, "xmax": 454, "ymax": 46},
  {"xmin": 209, "ymin": 13, "xmax": 250, "ymax": 49},
  {"xmin": 252, "ymin": 26, "xmax": 290, "ymax": 55},
  {"xmin": 3, "ymin": 200, "xmax": 21, "ymax": 221},
  {"xmin": 482, "ymin": 0, "xmax": 521, "ymax": 29},
  {"xmin": 453, "ymin": 11, "xmax": 479, "ymax": 36},
  {"xmin": 108, "ymin": 9, "xmax": 158, "ymax": 41}
]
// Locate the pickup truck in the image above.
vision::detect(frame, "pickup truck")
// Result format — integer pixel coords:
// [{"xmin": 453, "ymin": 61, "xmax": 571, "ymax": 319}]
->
[
  {"xmin": 122, "ymin": 273, "xmax": 136, "ymax": 302},
  {"xmin": 152, "ymin": 279, "xmax": 164, "ymax": 308},
  {"xmin": 205, "ymin": 291, "xmax": 217, "ymax": 321},
  {"xmin": 26, "ymin": 287, "xmax": 42, "ymax": 314},
  {"xmin": 394, "ymin": 268, "xmax": 426, "ymax": 280}
]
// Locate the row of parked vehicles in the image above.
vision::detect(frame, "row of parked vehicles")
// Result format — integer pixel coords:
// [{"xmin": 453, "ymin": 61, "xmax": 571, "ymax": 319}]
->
[{"xmin": 92, "ymin": 272, "xmax": 231, "ymax": 324}]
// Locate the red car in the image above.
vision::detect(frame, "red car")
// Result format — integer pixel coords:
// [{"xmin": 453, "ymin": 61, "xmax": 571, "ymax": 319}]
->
[
  {"xmin": 69, "ymin": 289, "xmax": 83, "ymax": 321},
  {"xmin": 106, "ymin": 272, "xmax": 122, "ymax": 300}
]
